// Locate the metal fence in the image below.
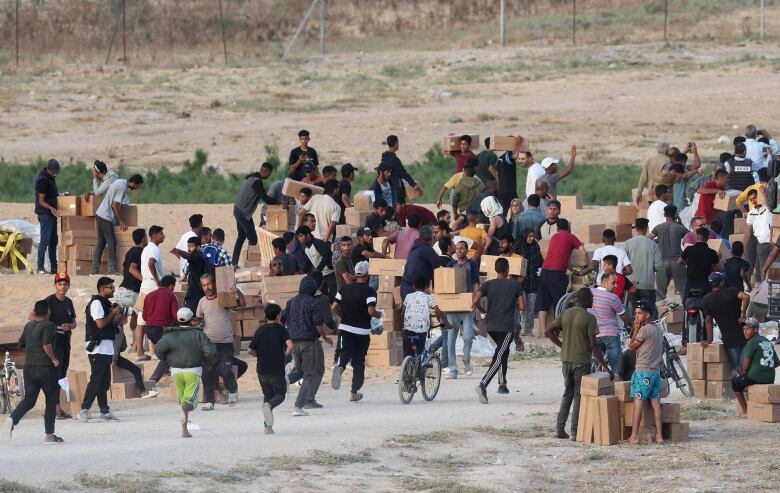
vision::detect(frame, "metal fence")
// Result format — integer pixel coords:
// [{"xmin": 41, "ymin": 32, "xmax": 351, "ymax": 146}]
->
[{"xmin": 1, "ymin": 0, "xmax": 775, "ymax": 67}]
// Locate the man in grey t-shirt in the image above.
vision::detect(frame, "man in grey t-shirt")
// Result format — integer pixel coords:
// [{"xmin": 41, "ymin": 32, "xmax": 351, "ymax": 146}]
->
[
  {"xmin": 628, "ymin": 301, "xmax": 664, "ymax": 444},
  {"xmin": 535, "ymin": 146, "xmax": 577, "ymax": 200},
  {"xmin": 92, "ymin": 174, "xmax": 143, "ymax": 275},
  {"xmin": 650, "ymin": 204, "xmax": 689, "ymax": 299}
]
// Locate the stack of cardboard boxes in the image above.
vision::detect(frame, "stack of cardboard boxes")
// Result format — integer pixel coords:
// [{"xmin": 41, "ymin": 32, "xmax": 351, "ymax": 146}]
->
[
  {"xmin": 367, "ymin": 258, "xmax": 405, "ymax": 366},
  {"xmin": 614, "ymin": 380, "xmax": 689, "ymax": 442},
  {"xmin": 265, "ymin": 205, "xmax": 296, "ymax": 236},
  {"xmin": 56, "ymin": 195, "xmax": 138, "ymax": 276},
  {"xmin": 337, "ymin": 195, "xmax": 372, "ymax": 239},
  {"xmin": 260, "ymin": 274, "xmax": 306, "ymax": 312},
  {"xmin": 110, "ymin": 363, "xmax": 155, "ymax": 400},
  {"xmin": 746, "ymin": 384, "xmax": 780, "ymax": 423},
  {"xmin": 687, "ymin": 343, "xmax": 735, "ymax": 399}
]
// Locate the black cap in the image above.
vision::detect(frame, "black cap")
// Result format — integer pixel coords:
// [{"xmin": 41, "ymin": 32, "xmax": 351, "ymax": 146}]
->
[
  {"xmin": 295, "ymin": 225, "xmax": 312, "ymax": 236},
  {"xmin": 93, "ymin": 160, "xmax": 108, "ymax": 174},
  {"xmin": 375, "ymin": 163, "xmax": 392, "ymax": 172},
  {"xmin": 357, "ymin": 227, "xmax": 374, "ymax": 237},
  {"xmin": 635, "ymin": 300, "xmax": 653, "ymax": 313},
  {"xmin": 47, "ymin": 159, "xmax": 61, "ymax": 174},
  {"xmin": 341, "ymin": 163, "xmax": 357, "ymax": 176}
]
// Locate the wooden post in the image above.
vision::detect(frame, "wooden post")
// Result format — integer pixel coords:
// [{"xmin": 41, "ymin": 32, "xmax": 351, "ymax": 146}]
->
[
  {"xmin": 572, "ymin": 0, "xmax": 576, "ymax": 46},
  {"xmin": 218, "ymin": 0, "xmax": 228, "ymax": 67},
  {"xmin": 760, "ymin": 0, "xmax": 765, "ymax": 40},
  {"xmin": 500, "ymin": 0, "xmax": 506, "ymax": 47},
  {"xmin": 319, "ymin": 0, "xmax": 326, "ymax": 55},
  {"xmin": 663, "ymin": 0, "xmax": 668, "ymax": 42},
  {"xmin": 15, "ymin": 0, "xmax": 19, "ymax": 67},
  {"xmin": 122, "ymin": 0, "xmax": 127, "ymax": 63}
]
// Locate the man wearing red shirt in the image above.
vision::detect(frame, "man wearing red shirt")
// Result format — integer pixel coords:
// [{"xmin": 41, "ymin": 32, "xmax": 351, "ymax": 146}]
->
[
  {"xmin": 397, "ymin": 203, "xmax": 436, "ymax": 227},
  {"xmin": 535, "ymin": 219, "xmax": 589, "ymax": 336},
  {"xmin": 695, "ymin": 169, "xmax": 728, "ymax": 223},
  {"xmin": 444, "ymin": 135, "xmax": 478, "ymax": 173},
  {"xmin": 139, "ymin": 275, "xmax": 179, "ymax": 382}
]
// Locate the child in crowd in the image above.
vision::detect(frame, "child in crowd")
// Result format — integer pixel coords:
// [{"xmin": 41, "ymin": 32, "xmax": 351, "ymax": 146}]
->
[
  {"xmin": 723, "ymin": 241, "xmax": 751, "ymax": 292},
  {"xmin": 401, "ymin": 277, "xmax": 450, "ymax": 358},
  {"xmin": 249, "ymin": 304, "xmax": 293, "ymax": 435},
  {"xmin": 601, "ymin": 255, "xmax": 636, "ymax": 303}
]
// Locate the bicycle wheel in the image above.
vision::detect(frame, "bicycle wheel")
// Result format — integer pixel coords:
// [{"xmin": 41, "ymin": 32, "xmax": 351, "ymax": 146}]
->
[
  {"xmin": 5, "ymin": 367, "xmax": 24, "ymax": 414},
  {"xmin": 667, "ymin": 353, "xmax": 694, "ymax": 398},
  {"xmin": 421, "ymin": 354, "xmax": 442, "ymax": 401},
  {"xmin": 398, "ymin": 356, "xmax": 416, "ymax": 404},
  {"xmin": 555, "ymin": 292, "xmax": 577, "ymax": 318}
]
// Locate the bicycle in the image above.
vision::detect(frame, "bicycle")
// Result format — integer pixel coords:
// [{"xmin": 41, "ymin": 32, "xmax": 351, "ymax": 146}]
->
[
  {"xmin": 398, "ymin": 330, "xmax": 442, "ymax": 404},
  {"xmin": 0, "ymin": 349, "xmax": 25, "ymax": 414},
  {"xmin": 655, "ymin": 302, "xmax": 694, "ymax": 398}
]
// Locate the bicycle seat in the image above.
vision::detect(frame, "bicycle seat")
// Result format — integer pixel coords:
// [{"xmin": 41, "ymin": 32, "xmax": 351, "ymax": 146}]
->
[{"xmin": 687, "ymin": 288, "xmax": 706, "ymax": 297}]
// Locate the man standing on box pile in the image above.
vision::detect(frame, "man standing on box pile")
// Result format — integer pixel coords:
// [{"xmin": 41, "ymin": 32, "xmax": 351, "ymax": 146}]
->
[
  {"xmin": 702, "ymin": 272, "xmax": 750, "ymax": 371},
  {"xmin": 331, "ymin": 261, "xmax": 383, "ymax": 402},
  {"xmin": 381, "ymin": 135, "xmax": 423, "ymax": 215},
  {"xmin": 193, "ymin": 273, "xmax": 247, "ymax": 410},
  {"xmin": 473, "ymin": 258, "xmax": 526, "ymax": 403},
  {"xmin": 546, "ymin": 288, "xmax": 610, "ymax": 440},
  {"xmin": 2, "ymin": 300, "xmax": 63, "ymax": 443},
  {"xmin": 34, "ymin": 159, "xmax": 61, "ymax": 275},
  {"xmin": 283, "ymin": 275, "xmax": 333, "ymax": 417},
  {"xmin": 232, "ymin": 162, "xmax": 274, "ymax": 265},
  {"xmin": 46, "ymin": 273, "xmax": 76, "ymax": 419},
  {"xmin": 628, "ymin": 300, "xmax": 664, "ymax": 445},
  {"xmin": 82, "ymin": 160, "xmax": 118, "ymax": 207},
  {"xmin": 732, "ymin": 317, "xmax": 780, "ymax": 416},
  {"xmin": 79, "ymin": 277, "xmax": 123, "ymax": 422},
  {"xmin": 92, "ymin": 174, "xmax": 144, "ymax": 275},
  {"xmin": 155, "ymin": 307, "xmax": 216, "ymax": 438}
]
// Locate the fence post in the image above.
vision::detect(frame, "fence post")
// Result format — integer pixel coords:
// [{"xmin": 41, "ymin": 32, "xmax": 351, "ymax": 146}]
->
[
  {"xmin": 320, "ymin": 0, "xmax": 326, "ymax": 55},
  {"xmin": 500, "ymin": 0, "xmax": 506, "ymax": 47},
  {"xmin": 218, "ymin": 0, "xmax": 228, "ymax": 66},
  {"xmin": 15, "ymin": 0, "xmax": 20, "ymax": 67},
  {"xmin": 663, "ymin": 0, "xmax": 668, "ymax": 42},
  {"xmin": 572, "ymin": 0, "xmax": 576, "ymax": 46},
  {"xmin": 122, "ymin": 0, "xmax": 127, "ymax": 63},
  {"xmin": 760, "ymin": 0, "xmax": 765, "ymax": 40}
]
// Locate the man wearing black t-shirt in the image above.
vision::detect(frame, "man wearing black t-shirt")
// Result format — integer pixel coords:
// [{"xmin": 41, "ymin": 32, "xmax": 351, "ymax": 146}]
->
[
  {"xmin": 495, "ymin": 136, "xmax": 526, "ymax": 212},
  {"xmin": 678, "ymin": 227, "xmax": 720, "ymax": 302},
  {"xmin": 172, "ymin": 237, "xmax": 210, "ymax": 312},
  {"xmin": 331, "ymin": 261, "xmax": 382, "ymax": 402},
  {"xmin": 116, "ymin": 228, "xmax": 146, "ymax": 349},
  {"xmin": 351, "ymin": 227, "xmax": 387, "ymax": 265},
  {"xmin": 702, "ymin": 272, "xmax": 751, "ymax": 370},
  {"xmin": 46, "ymin": 273, "xmax": 76, "ymax": 419},
  {"xmin": 338, "ymin": 163, "xmax": 356, "ymax": 224},
  {"xmin": 288, "ymin": 130, "xmax": 319, "ymax": 181}
]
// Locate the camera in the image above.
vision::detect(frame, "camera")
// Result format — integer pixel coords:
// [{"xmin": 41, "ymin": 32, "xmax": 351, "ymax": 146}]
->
[{"xmin": 111, "ymin": 303, "xmax": 133, "ymax": 317}]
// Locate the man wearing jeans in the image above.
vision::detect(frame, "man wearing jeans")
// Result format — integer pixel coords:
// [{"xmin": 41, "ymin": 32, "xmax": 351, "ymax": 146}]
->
[
  {"xmin": 623, "ymin": 218, "xmax": 662, "ymax": 320},
  {"xmin": 590, "ymin": 272, "xmax": 629, "ymax": 372},
  {"xmin": 546, "ymin": 288, "xmax": 611, "ymax": 440},
  {"xmin": 232, "ymin": 162, "xmax": 274, "ymax": 265},
  {"xmin": 34, "ymin": 159, "xmax": 61, "ymax": 275},
  {"xmin": 283, "ymin": 275, "xmax": 333, "ymax": 416},
  {"xmin": 92, "ymin": 174, "xmax": 144, "ymax": 275}
]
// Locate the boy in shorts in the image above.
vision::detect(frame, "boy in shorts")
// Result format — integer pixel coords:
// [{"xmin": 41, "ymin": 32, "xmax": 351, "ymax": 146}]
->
[
  {"xmin": 628, "ymin": 300, "xmax": 664, "ymax": 444},
  {"xmin": 401, "ymin": 277, "xmax": 450, "ymax": 358},
  {"xmin": 154, "ymin": 308, "xmax": 216, "ymax": 438},
  {"xmin": 732, "ymin": 317, "xmax": 780, "ymax": 416}
]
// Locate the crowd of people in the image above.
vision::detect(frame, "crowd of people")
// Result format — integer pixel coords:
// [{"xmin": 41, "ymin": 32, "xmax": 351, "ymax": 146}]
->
[{"xmin": 6, "ymin": 125, "xmax": 779, "ymax": 445}]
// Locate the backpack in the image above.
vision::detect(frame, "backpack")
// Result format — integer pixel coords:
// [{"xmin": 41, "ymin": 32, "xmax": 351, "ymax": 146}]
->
[{"xmin": 201, "ymin": 244, "xmax": 220, "ymax": 267}]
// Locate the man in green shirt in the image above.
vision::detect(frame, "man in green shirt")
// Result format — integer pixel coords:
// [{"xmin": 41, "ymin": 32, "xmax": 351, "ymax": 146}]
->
[
  {"xmin": 546, "ymin": 288, "xmax": 611, "ymax": 440},
  {"xmin": 733, "ymin": 317, "xmax": 780, "ymax": 416},
  {"xmin": 476, "ymin": 138, "xmax": 498, "ymax": 185},
  {"xmin": 2, "ymin": 300, "xmax": 62, "ymax": 443}
]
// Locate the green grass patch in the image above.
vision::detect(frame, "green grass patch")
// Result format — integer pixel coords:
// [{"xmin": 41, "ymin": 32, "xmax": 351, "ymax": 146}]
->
[
  {"xmin": 473, "ymin": 425, "xmax": 548, "ymax": 439},
  {"xmin": 400, "ymin": 476, "xmax": 496, "ymax": 493},
  {"xmin": 385, "ymin": 430, "xmax": 456, "ymax": 448},
  {"xmin": 72, "ymin": 472, "xmax": 160, "ymax": 493},
  {"xmin": 510, "ymin": 344, "xmax": 560, "ymax": 361},
  {"xmin": 0, "ymin": 477, "xmax": 47, "ymax": 493},
  {"xmin": 681, "ymin": 400, "xmax": 732, "ymax": 421}
]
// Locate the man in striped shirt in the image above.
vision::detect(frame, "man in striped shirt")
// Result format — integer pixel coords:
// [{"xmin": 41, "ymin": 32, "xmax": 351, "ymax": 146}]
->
[{"xmin": 590, "ymin": 272, "xmax": 629, "ymax": 372}]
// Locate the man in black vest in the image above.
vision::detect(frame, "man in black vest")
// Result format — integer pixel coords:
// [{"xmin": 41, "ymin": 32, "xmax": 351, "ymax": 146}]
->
[
  {"xmin": 34, "ymin": 159, "xmax": 61, "ymax": 275},
  {"xmin": 78, "ymin": 277, "xmax": 123, "ymax": 422},
  {"xmin": 726, "ymin": 142, "xmax": 754, "ymax": 192}
]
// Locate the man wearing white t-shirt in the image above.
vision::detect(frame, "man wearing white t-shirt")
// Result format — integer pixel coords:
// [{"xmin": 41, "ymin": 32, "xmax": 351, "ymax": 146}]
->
[
  {"xmin": 521, "ymin": 152, "xmax": 545, "ymax": 198},
  {"xmin": 743, "ymin": 189, "xmax": 773, "ymax": 283},
  {"xmin": 646, "ymin": 185, "xmax": 671, "ymax": 232},
  {"xmin": 78, "ymin": 277, "xmax": 122, "ymax": 422},
  {"xmin": 300, "ymin": 180, "xmax": 341, "ymax": 242},
  {"xmin": 135, "ymin": 225, "xmax": 166, "ymax": 360},
  {"xmin": 175, "ymin": 214, "xmax": 203, "ymax": 279},
  {"xmin": 582, "ymin": 229, "xmax": 633, "ymax": 282}
]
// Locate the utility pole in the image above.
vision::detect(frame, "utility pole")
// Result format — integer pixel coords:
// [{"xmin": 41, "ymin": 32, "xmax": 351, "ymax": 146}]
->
[
  {"xmin": 760, "ymin": 0, "xmax": 765, "ymax": 40},
  {"xmin": 122, "ymin": 0, "xmax": 127, "ymax": 63},
  {"xmin": 15, "ymin": 0, "xmax": 20, "ymax": 67},
  {"xmin": 218, "ymin": 0, "xmax": 228, "ymax": 66},
  {"xmin": 320, "ymin": 0, "xmax": 326, "ymax": 55},
  {"xmin": 664, "ymin": 0, "xmax": 668, "ymax": 42},
  {"xmin": 500, "ymin": 0, "xmax": 506, "ymax": 47},
  {"xmin": 572, "ymin": 0, "xmax": 576, "ymax": 46}
]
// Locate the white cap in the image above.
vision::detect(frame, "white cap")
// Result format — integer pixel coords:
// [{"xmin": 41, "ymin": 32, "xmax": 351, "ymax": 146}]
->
[
  {"xmin": 355, "ymin": 261, "xmax": 370, "ymax": 276},
  {"xmin": 177, "ymin": 307, "xmax": 194, "ymax": 323},
  {"xmin": 541, "ymin": 157, "xmax": 559, "ymax": 169}
]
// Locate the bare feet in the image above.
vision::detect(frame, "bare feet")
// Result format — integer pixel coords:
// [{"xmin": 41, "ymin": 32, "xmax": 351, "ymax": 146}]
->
[
  {"xmin": 181, "ymin": 429, "xmax": 192, "ymax": 438},
  {"xmin": 628, "ymin": 436, "xmax": 640, "ymax": 445},
  {"xmin": 654, "ymin": 434, "xmax": 664, "ymax": 444}
]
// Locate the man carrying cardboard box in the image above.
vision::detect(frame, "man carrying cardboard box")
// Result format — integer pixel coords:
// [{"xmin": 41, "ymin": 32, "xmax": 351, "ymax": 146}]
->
[
  {"xmin": 546, "ymin": 288, "xmax": 611, "ymax": 440},
  {"xmin": 232, "ymin": 162, "xmax": 275, "ymax": 265},
  {"xmin": 694, "ymin": 169, "xmax": 728, "ymax": 224},
  {"xmin": 92, "ymin": 174, "xmax": 143, "ymax": 275},
  {"xmin": 34, "ymin": 159, "xmax": 61, "ymax": 275},
  {"xmin": 628, "ymin": 300, "xmax": 664, "ymax": 445},
  {"xmin": 732, "ymin": 318, "xmax": 780, "ymax": 416}
]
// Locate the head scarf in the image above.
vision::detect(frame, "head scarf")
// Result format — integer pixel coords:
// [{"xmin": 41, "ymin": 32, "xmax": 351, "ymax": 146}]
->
[{"xmin": 480, "ymin": 196, "xmax": 503, "ymax": 218}]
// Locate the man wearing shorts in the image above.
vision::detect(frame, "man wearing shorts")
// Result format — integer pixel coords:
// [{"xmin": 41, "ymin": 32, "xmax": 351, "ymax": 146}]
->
[
  {"xmin": 154, "ymin": 307, "xmax": 216, "ymax": 438},
  {"xmin": 535, "ymin": 219, "xmax": 588, "ymax": 336},
  {"xmin": 628, "ymin": 300, "xmax": 664, "ymax": 445},
  {"xmin": 732, "ymin": 317, "xmax": 780, "ymax": 416}
]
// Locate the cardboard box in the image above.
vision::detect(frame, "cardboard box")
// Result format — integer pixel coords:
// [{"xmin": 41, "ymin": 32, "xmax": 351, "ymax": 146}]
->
[
  {"xmin": 687, "ymin": 343, "xmax": 705, "ymax": 362},
  {"xmin": 714, "ymin": 189, "xmax": 741, "ymax": 211},
  {"xmin": 443, "ymin": 134, "xmax": 479, "ymax": 152},
  {"xmin": 688, "ymin": 361, "xmax": 706, "ymax": 380},
  {"xmin": 266, "ymin": 205, "xmax": 296, "ymax": 232},
  {"xmin": 433, "ymin": 267, "xmax": 468, "ymax": 294},
  {"xmin": 692, "ymin": 379, "xmax": 707, "ymax": 398},
  {"xmin": 111, "ymin": 362, "xmax": 144, "ymax": 384},
  {"xmin": 235, "ymin": 268, "xmax": 262, "ymax": 283},
  {"xmin": 61, "ymin": 216, "xmax": 98, "ymax": 232},
  {"xmin": 262, "ymin": 292, "xmax": 298, "ymax": 308},
  {"xmin": 345, "ymin": 208, "xmax": 373, "ymax": 228},
  {"xmin": 56, "ymin": 195, "xmax": 80, "ymax": 216},
  {"xmin": 365, "ymin": 346, "xmax": 404, "ymax": 367},
  {"xmin": 67, "ymin": 244, "xmax": 97, "ymax": 262},
  {"xmin": 487, "ymin": 135, "xmax": 527, "ymax": 152},
  {"xmin": 570, "ymin": 247, "xmax": 592, "ymax": 268},
  {"xmin": 376, "ymin": 292, "xmax": 395, "ymax": 310},
  {"xmin": 614, "ymin": 381, "xmax": 632, "ymax": 401},
  {"xmin": 706, "ymin": 380, "xmax": 735, "ymax": 399},
  {"xmin": 574, "ymin": 223, "xmax": 606, "ymax": 244},
  {"xmin": 433, "ymin": 293, "xmax": 472, "ymax": 312},
  {"xmin": 66, "ymin": 260, "xmax": 107, "ymax": 276},
  {"xmin": 369, "ymin": 331, "xmax": 400, "ymax": 350},
  {"xmin": 558, "ymin": 195, "xmax": 582, "ymax": 211},
  {"xmin": 118, "ymin": 205, "xmax": 138, "ymax": 227},
  {"xmin": 405, "ymin": 184, "xmax": 421, "ymax": 200},
  {"xmin": 373, "ymin": 236, "xmax": 394, "ymax": 257},
  {"xmin": 610, "ymin": 223, "xmax": 632, "ymax": 242},
  {"xmin": 661, "ymin": 422, "xmax": 690, "ymax": 442},
  {"xmin": 708, "ymin": 239, "xmax": 731, "ymax": 260},
  {"xmin": 747, "ymin": 401, "xmax": 780, "ymax": 422},
  {"xmin": 111, "ymin": 382, "xmax": 141, "ymax": 400},
  {"xmin": 659, "ymin": 400, "xmax": 681, "ymax": 423},
  {"xmin": 336, "ymin": 224, "xmax": 359, "ymax": 239},
  {"xmin": 616, "ymin": 202, "xmax": 638, "ymax": 225},
  {"xmin": 479, "ymin": 254, "xmax": 527, "ymax": 277},
  {"xmin": 747, "ymin": 384, "xmax": 780, "ymax": 404},
  {"xmin": 378, "ymin": 275, "xmax": 401, "ymax": 293},
  {"xmin": 215, "ymin": 265, "xmax": 238, "ymax": 308},
  {"xmin": 61, "ymin": 229, "xmax": 99, "ymax": 245},
  {"xmin": 80, "ymin": 194, "xmax": 102, "ymax": 216},
  {"xmin": 260, "ymin": 275, "xmax": 305, "ymax": 295},
  {"xmin": 597, "ymin": 396, "xmax": 621, "ymax": 445},
  {"xmin": 733, "ymin": 217, "xmax": 746, "ymax": 235},
  {"xmin": 281, "ymin": 177, "xmax": 323, "ymax": 196},
  {"xmin": 767, "ymin": 262, "xmax": 780, "ymax": 280},
  {"xmin": 704, "ymin": 343, "xmax": 728, "ymax": 363},
  {"xmin": 368, "ymin": 258, "xmax": 405, "ymax": 277},
  {"xmin": 0, "ymin": 325, "xmax": 24, "ymax": 346},
  {"xmin": 244, "ymin": 244, "xmax": 263, "ymax": 261},
  {"xmin": 706, "ymin": 362, "xmax": 731, "ymax": 381},
  {"xmin": 236, "ymin": 281, "xmax": 263, "ymax": 297},
  {"xmin": 67, "ymin": 369, "xmax": 88, "ymax": 411},
  {"xmin": 354, "ymin": 194, "xmax": 373, "ymax": 211},
  {"xmin": 580, "ymin": 372, "xmax": 614, "ymax": 397}
]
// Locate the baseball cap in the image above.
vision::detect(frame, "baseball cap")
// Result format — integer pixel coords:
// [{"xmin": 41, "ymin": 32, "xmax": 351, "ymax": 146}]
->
[
  {"xmin": 93, "ymin": 160, "xmax": 108, "ymax": 174},
  {"xmin": 635, "ymin": 300, "xmax": 653, "ymax": 314},
  {"xmin": 54, "ymin": 272, "xmax": 70, "ymax": 283},
  {"xmin": 375, "ymin": 163, "xmax": 392, "ymax": 172},
  {"xmin": 177, "ymin": 307, "xmax": 194, "ymax": 323},
  {"xmin": 708, "ymin": 272, "xmax": 725, "ymax": 286},
  {"xmin": 295, "ymin": 225, "xmax": 312, "ymax": 236},
  {"xmin": 743, "ymin": 317, "xmax": 760, "ymax": 329},
  {"xmin": 548, "ymin": 200, "xmax": 561, "ymax": 209},
  {"xmin": 47, "ymin": 159, "xmax": 61, "ymax": 174},
  {"xmin": 355, "ymin": 261, "xmax": 369, "ymax": 276},
  {"xmin": 357, "ymin": 227, "xmax": 373, "ymax": 237},
  {"xmin": 341, "ymin": 163, "xmax": 357, "ymax": 176},
  {"xmin": 541, "ymin": 157, "xmax": 559, "ymax": 169}
]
